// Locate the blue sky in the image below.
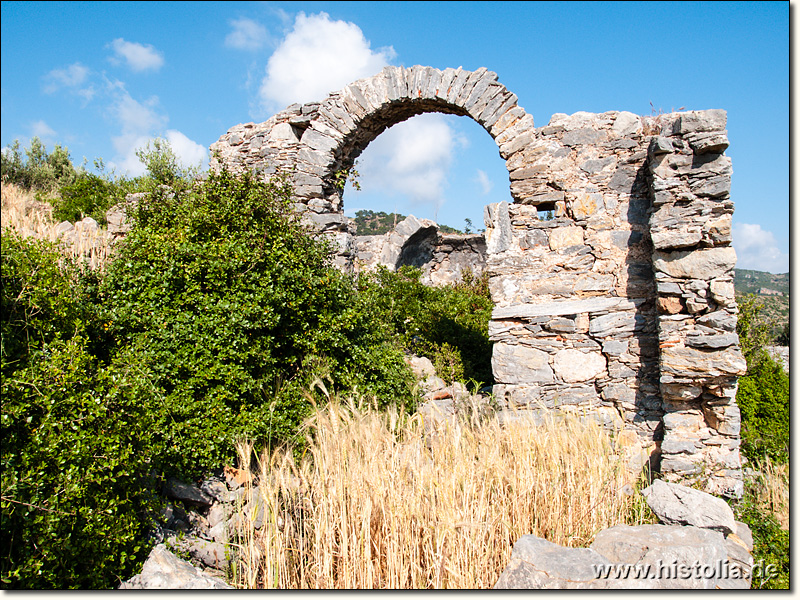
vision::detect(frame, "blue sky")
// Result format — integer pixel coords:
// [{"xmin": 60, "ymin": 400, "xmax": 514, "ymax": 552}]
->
[{"xmin": 1, "ymin": 1, "xmax": 789, "ymax": 273}]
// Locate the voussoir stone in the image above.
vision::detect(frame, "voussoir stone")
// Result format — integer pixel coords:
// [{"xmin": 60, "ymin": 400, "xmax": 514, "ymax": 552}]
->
[{"xmin": 641, "ymin": 479, "xmax": 737, "ymax": 534}]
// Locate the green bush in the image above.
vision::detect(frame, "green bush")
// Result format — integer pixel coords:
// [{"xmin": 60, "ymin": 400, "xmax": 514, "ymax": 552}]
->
[
  {"xmin": 735, "ymin": 294, "xmax": 789, "ymax": 463},
  {"xmin": 1, "ymin": 236, "xmax": 157, "ymax": 588},
  {"xmin": 357, "ymin": 265, "xmax": 493, "ymax": 385},
  {"xmin": 99, "ymin": 169, "xmax": 415, "ymax": 478},
  {"xmin": 52, "ymin": 172, "xmax": 114, "ymax": 224},
  {"xmin": 1, "ymin": 138, "xmax": 77, "ymax": 192},
  {"xmin": 736, "ymin": 355, "xmax": 789, "ymax": 463}
]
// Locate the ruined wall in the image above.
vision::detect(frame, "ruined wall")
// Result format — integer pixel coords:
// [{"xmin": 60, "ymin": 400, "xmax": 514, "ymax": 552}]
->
[
  {"xmin": 352, "ymin": 214, "xmax": 486, "ymax": 285},
  {"xmin": 211, "ymin": 66, "xmax": 744, "ymax": 496}
]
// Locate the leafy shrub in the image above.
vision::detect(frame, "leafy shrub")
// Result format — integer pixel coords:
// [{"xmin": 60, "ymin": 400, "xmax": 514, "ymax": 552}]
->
[
  {"xmin": 358, "ymin": 265, "xmax": 493, "ymax": 385},
  {"xmin": 52, "ymin": 172, "xmax": 114, "ymax": 224},
  {"xmin": 736, "ymin": 355, "xmax": 789, "ymax": 463},
  {"xmin": 733, "ymin": 464, "xmax": 790, "ymax": 589},
  {"xmin": 735, "ymin": 294, "xmax": 789, "ymax": 463},
  {"xmin": 1, "ymin": 138, "xmax": 77, "ymax": 192},
  {"xmin": 99, "ymin": 169, "xmax": 415, "ymax": 478},
  {"xmin": 1, "ymin": 234, "xmax": 89, "ymax": 377},
  {"xmin": 1, "ymin": 236, "xmax": 157, "ymax": 588}
]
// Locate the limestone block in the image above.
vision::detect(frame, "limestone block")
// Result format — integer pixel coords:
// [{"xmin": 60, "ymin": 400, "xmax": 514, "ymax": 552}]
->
[
  {"xmin": 611, "ymin": 111, "xmax": 642, "ymax": 137},
  {"xmin": 549, "ymin": 226, "xmax": 584, "ymax": 250},
  {"xmin": 672, "ymin": 109, "xmax": 727, "ymax": 135},
  {"xmin": 652, "ymin": 247, "xmax": 737, "ymax": 280},
  {"xmin": 553, "ymin": 349, "xmax": 606, "ymax": 383},
  {"xmin": 484, "ymin": 202, "xmax": 512, "ymax": 254},
  {"xmin": 494, "ymin": 535, "xmax": 642, "ymax": 589},
  {"xmin": 590, "ymin": 524, "xmax": 740, "ymax": 589},
  {"xmin": 492, "ymin": 343, "xmax": 554, "ymax": 384},
  {"xmin": 660, "ymin": 346, "xmax": 747, "ymax": 378},
  {"xmin": 641, "ymin": 480, "xmax": 736, "ymax": 534},
  {"xmin": 119, "ymin": 544, "xmax": 232, "ymax": 589}
]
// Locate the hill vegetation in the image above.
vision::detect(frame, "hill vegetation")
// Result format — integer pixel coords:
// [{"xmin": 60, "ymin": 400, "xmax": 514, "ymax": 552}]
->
[{"xmin": 353, "ymin": 209, "xmax": 465, "ymax": 235}]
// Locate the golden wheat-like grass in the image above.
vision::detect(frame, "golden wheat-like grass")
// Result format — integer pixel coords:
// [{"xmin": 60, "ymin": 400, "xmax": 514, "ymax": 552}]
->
[
  {"xmin": 749, "ymin": 456, "xmax": 789, "ymax": 530},
  {"xmin": 231, "ymin": 400, "xmax": 649, "ymax": 589},
  {"xmin": 1, "ymin": 182, "xmax": 113, "ymax": 269}
]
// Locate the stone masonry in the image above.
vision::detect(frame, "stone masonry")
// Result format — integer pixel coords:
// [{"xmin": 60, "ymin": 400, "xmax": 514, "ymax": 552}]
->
[{"xmin": 211, "ymin": 66, "xmax": 745, "ymax": 496}]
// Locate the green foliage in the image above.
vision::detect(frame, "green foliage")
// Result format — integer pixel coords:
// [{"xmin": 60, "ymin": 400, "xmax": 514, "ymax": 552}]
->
[
  {"xmin": 135, "ymin": 138, "xmax": 197, "ymax": 188},
  {"xmin": 735, "ymin": 294, "xmax": 789, "ymax": 463},
  {"xmin": 1, "ymin": 234, "xmax": 89, "ymax": 377},
  {"xmin": 100, "ymin": 169, "xmax": 415, "ymax": 478},
  {"xmin": 52, "ymin": 172, "xmax": 114, "ymax": 224},
  {"xmin": 1, "ymin": 236, "xmax": 157, "ymax": 588},
  {"xmin": 1, "ymin": 138, "xmax": 77, "ymax": 192},
  {"xmin": 358, "ymin": 265, "xmax": 493, "ymax": 386},
  {"xmin": 736, "ymin": 355, "xmax": 789, "ymax": 463}
]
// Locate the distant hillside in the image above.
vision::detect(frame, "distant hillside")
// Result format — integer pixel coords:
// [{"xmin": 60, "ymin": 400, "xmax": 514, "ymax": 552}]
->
[
  {"xmin": 734, "ymin": 269, "xmax": 789, "ymax": 344},
  {"xmin": 353, "ymin": 209, "xmax": 463, "ymax": 235},
  {"xmin": 734, "ymin": 269, "xmax": 789, "ymax": 296}
]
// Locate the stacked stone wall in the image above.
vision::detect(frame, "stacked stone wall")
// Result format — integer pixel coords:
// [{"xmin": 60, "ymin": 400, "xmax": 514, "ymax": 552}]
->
[{"xmin": 210, "ymin": 65, "xmax": 745, "ymax": 495}]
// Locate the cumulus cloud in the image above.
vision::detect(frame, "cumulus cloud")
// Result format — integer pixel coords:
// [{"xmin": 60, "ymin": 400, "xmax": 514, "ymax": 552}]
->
[
  {"xmin": 165, "ymin": 129, "xmax": 208, "ymax": 170},
  {"xmin": 109, "ymin": 38, "xmax": 165, "ymax": 72},
  {"xmin": 475, "ymin": 169, "xmax": 492, "ymax": 195},
  {"xmin": 732, "ymin": 222, "xmax": 789, "ymax": 274},
  {"xmin": 259, "ymin": 11, "xmax": 396, "ymax": 110},
  {"xmin": 43, "ymin": 62, "xmax": 90, "ymax": 93},
  {"xmin": 225, "ymin": 17, "xmax": 269, "ymax": 51},
  {"xmin": 356, "ymin": 113, "xmax": 456, "ymax": 208}
]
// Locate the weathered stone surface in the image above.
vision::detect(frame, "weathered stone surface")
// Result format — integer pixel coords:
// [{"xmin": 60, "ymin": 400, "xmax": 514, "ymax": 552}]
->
[
  {"xmin": 494, "ymin": 535, "xmax": 641, "ymax": 589},
  {"xmin": 492, "ymin": 343, "xmax": 554, "ymax": 384},
  {"xmin": 660, "ymin": 346, "xmax": 747, "ymax": 378},
  {"xmin": 553, "ymin": 349, "xmax": 606, "ymax": 382},
  {"xmin": 641, "ymin": 479, "xmax": 737, "ymax": 534},
  {"xmin": 119, "ymin": 544, "xmax": 232, "ymax": 589},
  {"xmin": 165, "ymin": 478, "xmax": 214, "ymax": 508},
  {"xmin": 590, "ymin": 524, "xmax": 742, "ymax": 589},
  {"xmin": 653, "ymin": 247, "xmax": 737, "ymax": 280},
  {"xmin": 493, "ymin": 297, "xmax": 636, "ymax": 320},
  {"xmin": 549, "ymin": 226, "xmax": 583, "ymax": 250}
]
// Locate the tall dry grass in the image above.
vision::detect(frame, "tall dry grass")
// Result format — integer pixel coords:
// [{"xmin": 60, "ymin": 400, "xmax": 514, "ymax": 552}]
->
[
  {"xmin": 749, "ymin": 456, "xmax": 789, "ymax": 530},
  {"xmin": 1, "ymin": 182, "xmax": 113, "ymax": 269},
  {"xmin": 232, "ymin": 400, "xmax": 650, "ymax": 589}
]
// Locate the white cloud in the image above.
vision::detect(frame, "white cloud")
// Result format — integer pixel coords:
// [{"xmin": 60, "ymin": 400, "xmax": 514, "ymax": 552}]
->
[
  {"xmin": 30, "ymin": 120, "xmax": 56, "ymax": 140},
  {"xmin": 356, "ymin": 113, "xmax": 456, "ymax": 208},
  {"xmin": 165, "ymin": 129, "xmax": 208, "ymax": 170},
  {"xmin": 109, "ymin": 38, "xmax": 165, "ymax": 72},
  {"xmin": 475, "ymin": 169, "xmax": 492, "ymax": 195},
  {"xmin": 106, "ymin": 84, "xmax": 168, "ymax": 175},
  {"xmin": 732, "ymin": 222, "xmax": 789, "ymax": 274},
  {"xmin": 259, "ymin": 12, "xmax": 396, "ymax": 110},
  {"xmin": 225, "ymin": 17, "xmax": 269, "ymax": 51},
  {"xmin": 43, "ymin": 62, "xmax": 90, "ymax": 93}
]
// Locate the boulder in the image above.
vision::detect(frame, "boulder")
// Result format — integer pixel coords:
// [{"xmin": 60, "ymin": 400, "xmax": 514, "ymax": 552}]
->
[
  {"xmin": 590, "ymin": 524, "xmax": 745, "ymax": 589},
  {"xmin": 164, "ymin": 478, "xmax": 214, "ymax": 508},
  {"xmin": 641, "ymin": 479, "xmax": 736, "ymax": 534},
  {"xmin": 494, "ymin": 535, "xmax": 648, "ymax": 589},
  {"xmin": 119, "ymin": 544, "xmax": 232, "ymax": 589}
]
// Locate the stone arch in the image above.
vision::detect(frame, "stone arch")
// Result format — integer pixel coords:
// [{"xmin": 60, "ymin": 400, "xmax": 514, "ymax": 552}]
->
[
  {"xmin": 295, "ymin": 65, "xmax": 531, "ymax": 211},
  {"xmin": 211, "ymin": 67, "xmax": 745, "ymax": 497}
]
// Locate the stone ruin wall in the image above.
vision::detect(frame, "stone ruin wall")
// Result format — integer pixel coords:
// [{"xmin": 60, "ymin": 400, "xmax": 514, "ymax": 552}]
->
[{"xmin": 210, "ymin": 65, "xmax": 745, "ymax": 497}]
